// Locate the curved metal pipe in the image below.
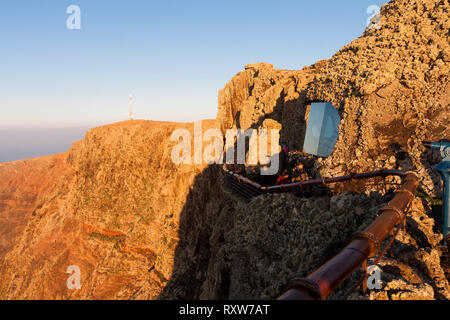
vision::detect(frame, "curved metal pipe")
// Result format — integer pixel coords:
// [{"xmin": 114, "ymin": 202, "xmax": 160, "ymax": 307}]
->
[
  {"xmin": 278, "ymin": 172, "xmax": 419, "ymax": 300},
  {"xmin": 223, "ymin": 166, "xmax": 406, "ymax": 194}
]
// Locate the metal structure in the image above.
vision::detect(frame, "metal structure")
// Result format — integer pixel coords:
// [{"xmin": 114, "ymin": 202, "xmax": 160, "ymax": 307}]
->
[
  {"xmin": 223, "ymin": 166, "xmax": 419, "ymax": 299},
  {"xmin": 129, "ymin": 94, "xmax": 133, "ymax": 120},
  {"xmin": 223, "ymin": 166, "xmax": 406, "ymax": 197},
  {"xmin": 277, "ymin": 171, "xmax": 419, "ymax": 300},
  {"xmin": 423, "ymin": 141, "xmax": 450, "ymax": 251}
]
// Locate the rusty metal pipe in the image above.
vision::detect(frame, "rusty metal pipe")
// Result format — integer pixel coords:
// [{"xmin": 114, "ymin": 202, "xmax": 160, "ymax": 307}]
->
[
  {"xmin": 223, "ymin": 166, "xmax": 406, "ymax": 194},
  {"xmin": 265, "ymin": 169, "xmax": 406, "ymax": 193},
  {"xmin": 223, "ymin": 167, "xmax": 265, "ymax": 189},
  {"xmin": 278, "ymin": 171, "xmax": 419, "ymax": 300}
]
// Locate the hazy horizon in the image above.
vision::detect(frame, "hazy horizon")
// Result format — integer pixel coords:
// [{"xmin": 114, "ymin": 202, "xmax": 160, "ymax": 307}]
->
[
  {"xmin": 1, "ymin": 0, "xmax": 389, "ymax": 127},
  {"xmin": 1, "ymin": 0, "xmax": 389, "ymax": 162},
  {"xmin": 0, "ymin": 118, "xmax": 220, "ymax": 163},
  {"xmin": 0, "ymin": 126, "xmax": 92, "ymax": 163}
]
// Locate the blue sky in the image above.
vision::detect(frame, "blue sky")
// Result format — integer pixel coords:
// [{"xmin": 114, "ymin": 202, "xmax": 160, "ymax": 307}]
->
[{"xmin": 0, "ymin": 0, "xmax": 389, "ymax": 129}]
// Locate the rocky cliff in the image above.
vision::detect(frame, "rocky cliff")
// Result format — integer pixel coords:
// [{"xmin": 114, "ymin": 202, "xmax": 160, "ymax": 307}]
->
[
  {"xmin": 1, "ymin": 119, "xmax": 447, "ymax": 300},
  {"xmin": 216, "ymin": 0, "xmax": 449, "ymax": 196},
  {"xmin": 0, "ymin": 0, "xmax": 449, "ymax": 300}
]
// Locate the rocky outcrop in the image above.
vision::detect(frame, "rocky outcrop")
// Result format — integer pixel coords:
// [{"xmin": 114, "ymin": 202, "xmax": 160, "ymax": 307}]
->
[
  {"xmin": 161, "ymin": 190, "xmax": 383, "ymax": 299},
  {"xmin": 216, "ymin": 61, "xmax": 324, "ymax": 151},
  {"xmin": 0, "ymin": 0, "xmax": 448, "ymax": 301},
  {"xmin": 0, "ymin": 122, "xmax": 448, "ymax": 300},
  {"xmin": 161, "ymin": 186, "xmax": 449, "ymax": 300},
  {"xmin": 0, "ymin": 120, "xmax": 214, "ymax": 299},
  {"xmin": 341, "ymin": 197, "xmax": 449, "ymax": 300},
  {"xmin": 216, "ymin": 0, "xmax": 450, "ymax": 197},
  {"xmin": 0, "ymin": 155, "xmax": 71, "ymax": 266},
  {"xmin": 306, "ymin": 0, "xmax": 450, "ymax": 197}
]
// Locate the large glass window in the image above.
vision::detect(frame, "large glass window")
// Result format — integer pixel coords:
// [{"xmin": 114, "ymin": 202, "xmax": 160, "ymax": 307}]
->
[{"xmin": 303, "ymin": 102, "xmax": 340, "ymax": 157}]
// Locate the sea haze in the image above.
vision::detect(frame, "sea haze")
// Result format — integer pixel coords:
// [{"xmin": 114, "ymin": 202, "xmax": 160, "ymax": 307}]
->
[{"xmin": 0, "ymin": 127, "xmax": 91, "ymax": 163}]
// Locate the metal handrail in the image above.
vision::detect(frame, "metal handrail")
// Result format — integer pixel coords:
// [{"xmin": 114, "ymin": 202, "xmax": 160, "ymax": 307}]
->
[
  {"xmin": 223, "ymin": 166, "xmax": 406, "ymax": 194},
  {"xmin": 277, "ymin": 171, "xmax": 419, "ymax": 300},
  {"xmin": 222, "ymin": 166, "xmax": 419, "ymax": 299}
]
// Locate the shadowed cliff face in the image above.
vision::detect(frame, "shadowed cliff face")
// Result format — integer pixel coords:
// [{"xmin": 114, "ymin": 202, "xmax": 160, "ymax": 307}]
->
[
  {"xmin": 0, "ymin": 119, "xmax": 447, "ymax": 300},
  {"xmin": 215, "ymin": 0, "xmax": 449, "ymax": 197},
  {"xmin": 305, "ymin": 0, "xmax": 450, "ymax": 197},
  {"xmin": 0, "ymin": 120, "xmax": 215, "ymax": 299},
  {"xmin": 162, "ymin": 181, "xmax": 448, "ymax": 300}
]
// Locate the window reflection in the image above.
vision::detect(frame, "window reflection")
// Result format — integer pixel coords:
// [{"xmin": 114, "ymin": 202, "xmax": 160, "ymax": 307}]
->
[{"xmin": 303, "ymin": 102, "xmax": 340, "ymax": 157}]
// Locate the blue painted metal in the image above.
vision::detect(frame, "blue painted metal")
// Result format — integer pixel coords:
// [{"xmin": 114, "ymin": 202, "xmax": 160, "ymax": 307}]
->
[
  {"xmin": 303, "ymin": 102, "xmax": 341, "ymax": 158},
  {"xmin": 424, "ymin": 141, "xmax": 450, "ymax": 238}
]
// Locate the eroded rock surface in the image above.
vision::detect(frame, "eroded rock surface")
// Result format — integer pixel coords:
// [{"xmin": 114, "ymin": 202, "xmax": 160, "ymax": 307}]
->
[
  {"xmin": 0, "ymin": 120, "xmax": 214, "ymax": 299},
  {"xmin": 216, "ymin": 0, "xmax": 450, "ymax": 198},
  {"xmin": 0, "ymin": 0, "xmax": 448, "ymax": 301}
]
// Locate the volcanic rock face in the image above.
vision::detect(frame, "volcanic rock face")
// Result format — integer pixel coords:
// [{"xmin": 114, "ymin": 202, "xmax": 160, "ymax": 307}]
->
[
  {"xmin": 306, "ymin": 0, "xmax": 450, "ymax": 197},
  {"xmin": 205, "ymin": 0, "xmax": 449, "ymax": 300},
  {"xmin": 216, "ymin": 61, "xmax": 323, "ymax": 151},
  {"xmin": 161, "ymin": 188, "xmax": 449, "ymax": 300},
  {"xmin": 0, "ymin": 155, "xmax": 70, "ymax": 266},
  {"xmin": 0, "ymin": 0, "xmax": 449, "ymax": 301},
  {"xmin": 0, "ymin": 121, "xmax": 214, "ymax": 299},
  {"xmin": 161, "ymin": 190, "xmax": 386, "ymax": 299},
  {"xmin": 216, "ymin": 0, "xmax": 450, "ymax": 197},
  {"xmin": 3, "ymin": 130, "xmax": 447, "ymax": 300}
]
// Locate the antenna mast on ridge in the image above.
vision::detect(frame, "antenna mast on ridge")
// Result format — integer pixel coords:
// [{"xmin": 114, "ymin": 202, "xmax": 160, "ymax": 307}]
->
[{"xmin": 128, "ymin": 94, "xmax": 133, "ymax": 120}]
